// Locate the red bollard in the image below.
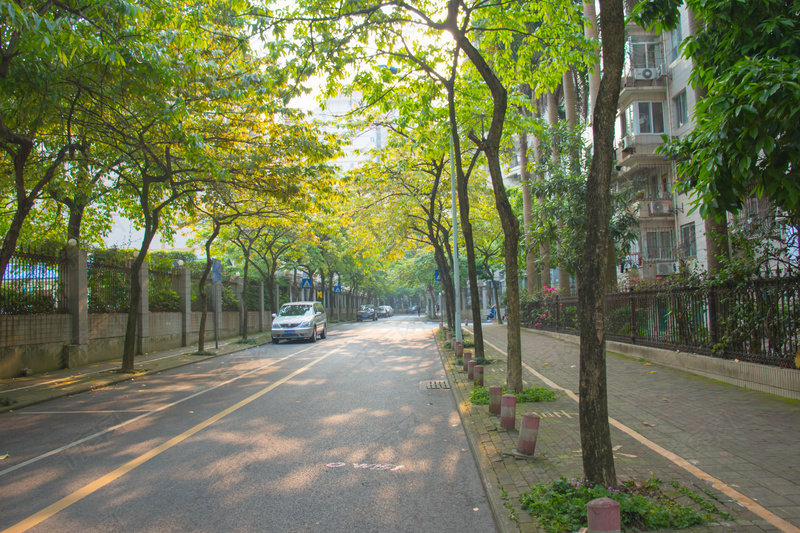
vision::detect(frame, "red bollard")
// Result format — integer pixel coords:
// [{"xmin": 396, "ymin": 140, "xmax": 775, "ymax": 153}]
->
[
  {"xmin": 500, "ymin": 394, "xmax": 516, "ymax": 430},
  {"xmin": 474, "ymin": 365, "xmax": 484, "ymax": 386},
  {"xmin": 462, "ymin": 351, "xmax": 472, "ymax": 372},
  {"xmin": 516, "ymin": 413, "xmax": 541, "ymax": 455},
  {"xmin": 467, "ymin": 359, "xmax": 477, "ymax": 380},
  {"xmin": 587, "ymin": 498, "xmax": 621, "ymax": 533},
  {"xmin": 454, "ymin": 341, "xmax": 463, "ymax": 358},
  {"xmin": 488, "ymin": 386, "xmax": 502, "ymax": 414}
]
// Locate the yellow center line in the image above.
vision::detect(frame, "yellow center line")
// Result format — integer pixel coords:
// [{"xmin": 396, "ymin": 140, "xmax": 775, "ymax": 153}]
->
[
  {"xmin": 479, "ymin": 335, "xmax": 800, "ymax": 533},
  {"xmin": 3, "ymin": 349, "xmax": 339, "ymax": 533}
]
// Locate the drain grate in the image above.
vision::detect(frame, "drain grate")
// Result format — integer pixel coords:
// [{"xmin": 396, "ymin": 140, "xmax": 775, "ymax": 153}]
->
[{"xmin": 422, "ymin": 380, "xmax": 451, "ymax": 390}]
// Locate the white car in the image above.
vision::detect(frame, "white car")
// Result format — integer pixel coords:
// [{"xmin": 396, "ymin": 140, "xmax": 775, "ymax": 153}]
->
[{"xmin": 271, "ymin": 301, "xmax": 327, "ymax": 343}]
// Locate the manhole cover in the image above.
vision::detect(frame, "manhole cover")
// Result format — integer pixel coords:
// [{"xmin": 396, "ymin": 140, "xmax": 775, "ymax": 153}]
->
[{"xmin": 421, "ymin": 380, "xmax": 451, "ymax": 390}]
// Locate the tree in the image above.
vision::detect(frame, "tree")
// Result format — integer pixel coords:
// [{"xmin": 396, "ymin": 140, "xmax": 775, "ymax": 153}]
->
[{"xmin": 578, "ymin": 0, "xmax": 626, "ymax": 488}]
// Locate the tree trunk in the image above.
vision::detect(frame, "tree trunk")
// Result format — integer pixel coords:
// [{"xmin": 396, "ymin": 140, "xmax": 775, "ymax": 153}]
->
[
  {"xmin": 548, "ymin": 89, "xmax": 571, "ymax": 295},
  {"xmin": 533, "ymin": 103, "xmax": 550, "ymax": 289},
  {"xmin": 520, "ymin": 123, "xmax": 536, "ymax": 295},
  {"xmin": 578, "ymin": 0, "xmax": 625, "ymax": 488},
  {"xmin": 446, "ymin": 87, "xmax": 486, "ymax": 360}
]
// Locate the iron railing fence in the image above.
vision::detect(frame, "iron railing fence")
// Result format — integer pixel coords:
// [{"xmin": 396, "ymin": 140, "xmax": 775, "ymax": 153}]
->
[
  {"xmin": 87, "ymin": 255, "xmax": 131, "ymax": 313},
  {"xmin": 221, "ymin": 280, "xmax": 240, "ymax": 311},
  {"xmin": 0, "ymin": 247, "xmax": 68, "ymax": 314},
  {"xmin": 521, "ymin": 269, "xmax": 799, "ymax": 368},
  {"xmin": 148, "ymin": 268, "xmax": 180, "ymax": 312}
]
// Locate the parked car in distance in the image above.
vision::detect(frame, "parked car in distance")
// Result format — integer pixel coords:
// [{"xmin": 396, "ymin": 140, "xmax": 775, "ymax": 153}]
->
[
  {"xmin": 271, "ymin": 301, "xmax": 327, "ymax": 343},
  {"xmin": 357, "ymin": 305, "xmax": 378, "ymax": 321},
  {"xmin": 377, "ymin": 305, "xmax": 391, "ymax": 318}
]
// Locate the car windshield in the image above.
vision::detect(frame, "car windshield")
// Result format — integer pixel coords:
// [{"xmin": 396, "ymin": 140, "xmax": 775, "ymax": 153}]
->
[
  {"xmin": 360, "ymin": 305, "xmax": 374, "ymax": 310},
  {"xmin": 279, "ymin": 304, "xmax": 313, "ymax": 317}
]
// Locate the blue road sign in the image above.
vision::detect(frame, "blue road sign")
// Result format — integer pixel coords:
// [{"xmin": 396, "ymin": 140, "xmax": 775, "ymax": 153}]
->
[
  {"xmin": 334, "ymin": 285, "xmax": 342, "ymax": 294},
  {"xmin": 435, "ymin": 269, "xmax": 440, "ymax": 281},
  {"xmin": 301, "ymin": 278, "xmax": 312, "ymax": 289},
  {"xmin": 212, "ymin": 259, "xmax": 222, "ymax": 282}
]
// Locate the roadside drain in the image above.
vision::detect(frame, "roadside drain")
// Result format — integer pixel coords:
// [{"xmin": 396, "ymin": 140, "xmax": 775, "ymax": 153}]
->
[{"xmin": 420, "ymin": 380, "xmax": 451, "ymax": 390}]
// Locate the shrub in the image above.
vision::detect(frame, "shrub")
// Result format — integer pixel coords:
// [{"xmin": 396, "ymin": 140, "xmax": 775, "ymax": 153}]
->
[
  {"xmin": 470, "ymin": 385, "xmax": 557, "ymax": 405},
  {"xmin": 520, "ymin": 477, "xmax": 709, "ymax": 533}
]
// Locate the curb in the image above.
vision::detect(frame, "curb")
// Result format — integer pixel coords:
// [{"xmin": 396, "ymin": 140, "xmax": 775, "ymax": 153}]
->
[{"xmin": 434, "ymin": 330, "xmax": 522, "ymax": 533}]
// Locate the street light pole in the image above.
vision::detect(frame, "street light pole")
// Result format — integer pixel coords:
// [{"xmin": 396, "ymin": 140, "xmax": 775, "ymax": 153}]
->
[{"xmin": 450, "ymin": 139, "xmax": 462, "ymax": 343}]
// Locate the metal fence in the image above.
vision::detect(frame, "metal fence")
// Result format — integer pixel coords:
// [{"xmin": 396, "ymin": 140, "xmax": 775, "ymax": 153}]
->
[
  {"xmin": 520, "ymin": 269, "xmax": 799, "ymax": 368},
  {"xmin": 87, "ymin": 255, "xmax": 131, "ymax": 313},
  {"xmin": 0, "ymin": 247, "xmax": 68, "ymax": 314},
  {"xmin": 149, "ymin": 268, "xmax": 180, "ymax": 311}
]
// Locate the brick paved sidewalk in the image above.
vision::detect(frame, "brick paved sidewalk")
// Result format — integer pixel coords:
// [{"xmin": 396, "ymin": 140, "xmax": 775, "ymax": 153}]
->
[{"xmin": 440, "ymin": 324, "xmax": 800, "ymax": 533}]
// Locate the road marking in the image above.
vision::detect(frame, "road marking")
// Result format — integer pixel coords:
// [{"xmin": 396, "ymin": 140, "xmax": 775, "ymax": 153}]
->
[
  {"xmin": 0, "ymin": 344, "xmax": 319, "ymax": 479},
  {"xmin": 2, "ymin": 348, "xmax": 340, "ymax": 533},
  {"xmin": 481, "ymin": 336, "xmax": 800, "ymax": 533}
]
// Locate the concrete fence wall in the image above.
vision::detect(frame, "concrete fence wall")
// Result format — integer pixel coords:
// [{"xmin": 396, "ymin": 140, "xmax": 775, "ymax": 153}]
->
[{"xmin": 0, "ymin": 248, "xmax": 266, "ymax": 379}]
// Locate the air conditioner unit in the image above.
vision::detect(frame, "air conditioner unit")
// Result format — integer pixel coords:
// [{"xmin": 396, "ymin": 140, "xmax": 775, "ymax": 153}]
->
[
  {"xmin": 657, "ymin": 262, "xmax": 676, "ymax": 276},
  {"xmin": 656, "ymin": 66, "xmax": 667, "ymax": 79},
  {"xmin": 634, "ymin": 68, "xmax": 656, "ymax": 80},
  {"xmin": 621, "ymin": 135, "xmax": 634, "ymax": 150},
  {"xmin": 648, "ymin": 201, "xmax": 670, "ymax": 215}
]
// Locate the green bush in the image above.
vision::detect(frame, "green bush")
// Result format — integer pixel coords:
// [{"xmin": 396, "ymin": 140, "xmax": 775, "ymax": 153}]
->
[
  {"xmin": 520, "ymin": 477, "xmax": 709, "ymax": 533},
  {"xmin": 470, "ymin": 385, "xmax": 557, "ymax": 405}
]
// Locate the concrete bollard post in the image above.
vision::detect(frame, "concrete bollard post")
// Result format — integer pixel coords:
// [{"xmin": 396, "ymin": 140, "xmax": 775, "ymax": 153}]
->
[
  {"xmin": 465, "ymin": 319, "xmax": 469, "ymax": 326},
  {"xmin": 488, "ymin": 386, "xmax": 503, "ymax": 414},
  {"xmin": 439, "ymin": 322, "xmax": 444, "ymax": 331},
  {"xmin": 474, "ymin": 365, "xmax": 484, "ymax": 386},
  {"xmin": 467, "ymin": 359, "xmax": 477, "ymax": 380},
  {"xmin": 516, "ymin": 413, "xmax": 541, "ymax": 455},
  {"xmin": 462, "ymin": 351, "xmax": 472, "ymax": 372},
  {"xmin": 500, "ymin": 394, "xmax": 517, "ymax": 430},
  {"xmin": 587, "ymin": 498, "xmax": 621, "ymax": 533},
  {"xmin": 455, "ymin": 342, "xmax": 464, "ymax": 358}
]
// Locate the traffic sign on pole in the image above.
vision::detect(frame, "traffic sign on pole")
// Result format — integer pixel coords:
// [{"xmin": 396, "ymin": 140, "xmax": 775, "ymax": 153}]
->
[{"xmin": 301, "ymin": 278, "xmax": 312, "ymax": 289}]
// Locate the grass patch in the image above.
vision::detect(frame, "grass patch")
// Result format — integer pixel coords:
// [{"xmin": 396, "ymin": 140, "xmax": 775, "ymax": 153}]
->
[
  {"xmin": 470, "ymin": 385, "xmax": 557, "ymax": 405},
  {"xmin": 0, "ymin": 396, "xmax": 17, "ymax": 406},
  {"xmin": 234, "ymin": 338, "xmax": 258, "ymax": 345},
  {"xmin": 520, "ymin": 476, "xmax": 712, "ymax": 533}
]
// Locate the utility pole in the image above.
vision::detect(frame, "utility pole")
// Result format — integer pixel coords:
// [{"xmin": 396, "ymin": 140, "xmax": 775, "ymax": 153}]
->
[{"xmin": 450, "ymin": 140, "xmax": 462, "ymax": 342}]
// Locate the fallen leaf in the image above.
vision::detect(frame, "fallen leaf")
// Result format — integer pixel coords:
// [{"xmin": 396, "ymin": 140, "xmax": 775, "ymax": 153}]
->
[
  {"xmin": 644, "ymin": 363, "xmax": 652, "ymax": 366},
  {"xmin": 612, "ymin": 445, "xmax": 622, "ymax": 451},
  {"xmin": 0, "ymin": 453, "xmax": 9, "ymax": 460},
  {"xmin": 647, "ymin": 371, "xmax": 657, "ymax": 374},
  {"xmin": 617, "ymin": 453, "xmax": 638, "ymax": 458},
  {"xmin": 662, "ymin": 398, "xmax": 669, "ymax": 401},
  {"xmin": 544, "ymin": 363, "xmax": 549, "ymax": 365},
  {"xmin": 643, "ymin": 422, "xmax": 657, "ymax": 427}
]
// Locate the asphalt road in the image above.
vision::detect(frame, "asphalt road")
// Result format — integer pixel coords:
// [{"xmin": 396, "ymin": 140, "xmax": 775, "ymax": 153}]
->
[{"xmin": 0, "ymin": 316, "xmax": 496, "ymax": 533}]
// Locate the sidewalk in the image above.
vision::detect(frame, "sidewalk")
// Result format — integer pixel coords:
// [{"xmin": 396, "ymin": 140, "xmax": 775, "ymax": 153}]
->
[
  {"xmin": 442, "ymin": 324, "xmax": 800, "ymax": 533},
  {"xmin": 0, "ymin": 334, "xmax": 271, "ymax": 414}
]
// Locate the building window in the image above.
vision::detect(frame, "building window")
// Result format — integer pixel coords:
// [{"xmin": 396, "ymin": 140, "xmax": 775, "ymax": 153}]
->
[
  {"xmin": 637, "ymin": 102, "xmax": 665, "ymax": 134},
  {"xmin": 680, "ymin": 222, "xmax": 697, "ymax": 257},
  {"xmin": 673, "ymin": 91, "xmax": 688, "ymax": 129},
  {"xmin": 631, "ymin": 41, "xmax": 661, "ymax": 69},
  {"xmin": 669, "ymin": 19, "xmax": 683, "ymax": 62},
  {"xmin": 644, "ymin": 229, "xmax": 675, "ymax": 260}
]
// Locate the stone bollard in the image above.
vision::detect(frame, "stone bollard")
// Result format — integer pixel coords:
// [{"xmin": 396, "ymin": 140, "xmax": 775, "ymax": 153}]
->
[
  {"xmin": 516, "ymin": 413, "xmax": 541, "ymax": 455},
  {"xmin": 488, "ymin": 386, "xmax": 502, "ymax": 414},
  {"xmin": 455, "ymin": 342, "xmax": 464, "ymax": 358},
  {"xmin": 474, "ymin": 365, "xmax": 484, "ymax": 386},
  {"xmin": 439, "ymin": 322, "xmax": 444, "ymax": 331},
  {"xmin": 467, "ymin": 359, "xmax": 477, "ymax": 380},
  {"xmin": 446, "ymin": 330, "xmax": 453, "ymax": 342},
  {"xmin": 587, "ymin": 498, "xmax": 621, "ymax": 533},
  {"xmin": 500, "ymin": 394, "xmax": 517, "ymax": 430},
  {"xmin": 465, "ymin": 319, "xmax": 469, "ymax": 326},
  {"xmin": 462, "ymin": 351, "xmax": 472, "ymax": 372}
]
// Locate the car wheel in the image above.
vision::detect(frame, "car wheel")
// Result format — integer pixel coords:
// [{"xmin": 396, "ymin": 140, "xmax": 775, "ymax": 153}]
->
[
  {"xmin": 310, "ymin": 328, "xmax": 317, "ymax": 343},
  {"xmin": 321, "ymin": 325, "xmax": 327, "ymax": 339},
  {"xmin": 272, "ymin": 337, "xmax": 279, "ymax": 344}
]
